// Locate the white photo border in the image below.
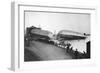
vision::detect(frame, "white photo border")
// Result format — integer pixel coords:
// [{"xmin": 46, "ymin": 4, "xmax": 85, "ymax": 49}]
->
[{"xmin": 11, "ymin": 2, "xmax": 97, "ymax": 71}]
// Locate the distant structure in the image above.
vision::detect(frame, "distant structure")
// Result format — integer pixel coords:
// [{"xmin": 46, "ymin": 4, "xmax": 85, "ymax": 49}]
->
[
  {"xmin": 57, "ymin": 30, "xmax": 86, "ymax": 40},
  {"xmin": 25, "ymin": 26, "xmax": 53, "ymax": 41}
]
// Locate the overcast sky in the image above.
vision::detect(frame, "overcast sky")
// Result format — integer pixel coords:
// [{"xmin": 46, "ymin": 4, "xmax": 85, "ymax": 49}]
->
[{"xmin": 25, "ymin": 11, "xmax": 90, "ymax": 34}]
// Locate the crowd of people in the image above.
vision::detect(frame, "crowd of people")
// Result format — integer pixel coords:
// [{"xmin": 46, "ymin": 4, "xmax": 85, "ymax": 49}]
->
[{"xmin": 55, "ymin": 42, "xmax": 89, "ymax": 59}]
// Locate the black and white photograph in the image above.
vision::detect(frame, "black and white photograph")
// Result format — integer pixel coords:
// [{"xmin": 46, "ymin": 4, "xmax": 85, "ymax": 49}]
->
[{"xmin": 24, "ymin": 11, "xmax": 90, "ymax": 62}]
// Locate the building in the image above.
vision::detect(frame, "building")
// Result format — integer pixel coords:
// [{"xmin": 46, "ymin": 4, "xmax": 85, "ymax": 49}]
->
[{"xmin": 25, "ymin": 26, "xmax": 53, "ymax": 41}]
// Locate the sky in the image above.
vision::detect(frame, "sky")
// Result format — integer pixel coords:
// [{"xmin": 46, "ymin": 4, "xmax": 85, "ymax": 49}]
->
[{"xmin": 25, "ymin": 11, "xmax": 90, "ymax": 34}]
